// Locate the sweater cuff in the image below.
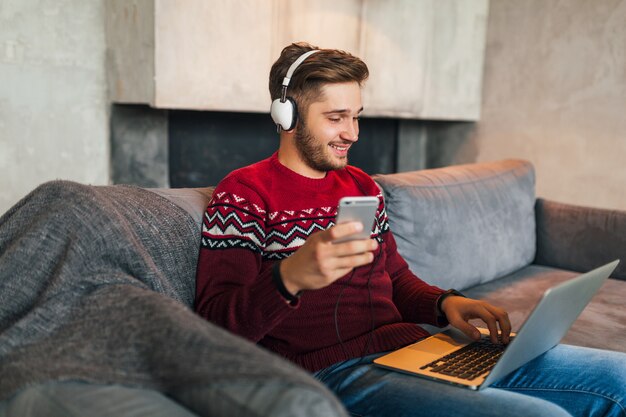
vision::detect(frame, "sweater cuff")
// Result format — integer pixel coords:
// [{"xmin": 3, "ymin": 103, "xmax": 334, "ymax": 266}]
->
[{"xmin": 272, "ymin": 261, "xmax": 302, "ymax": 306}]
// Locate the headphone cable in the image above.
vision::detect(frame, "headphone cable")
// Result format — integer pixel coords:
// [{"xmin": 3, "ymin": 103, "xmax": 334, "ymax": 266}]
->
[
  {"xmin": 333, "ymin": 167, "xmax": 385, "ymax": 363},
  {"xmin": 333, "ymin": 239, "xmax": 383, "ymax": 364}
]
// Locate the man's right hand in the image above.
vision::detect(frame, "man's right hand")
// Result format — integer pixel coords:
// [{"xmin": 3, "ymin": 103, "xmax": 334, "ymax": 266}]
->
[{"xmin": 279, "ymin": 221, "xmax": 379, "ymax": 295}]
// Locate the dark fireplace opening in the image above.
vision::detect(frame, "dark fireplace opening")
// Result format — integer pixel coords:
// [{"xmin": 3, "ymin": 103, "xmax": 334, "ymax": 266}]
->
[
  {"xmin": 110, "ymin": 104, "xmax": 475, "ymax": 189},
  {"xmin": 168, "ymin": 110, "xmax": 398, "ymax": 188}
]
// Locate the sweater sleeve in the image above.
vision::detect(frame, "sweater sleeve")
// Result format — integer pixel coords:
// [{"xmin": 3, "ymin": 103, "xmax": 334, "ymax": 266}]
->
[{"xmin": 194, "ymin": 180, "xmax": 297, "ymax": 342}]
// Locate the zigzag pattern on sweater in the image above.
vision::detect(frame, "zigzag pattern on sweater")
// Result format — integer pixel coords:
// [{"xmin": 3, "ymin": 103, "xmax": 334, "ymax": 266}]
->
[
  {"xmin": 201, "ymin": 236, "xmax": 261, "ymax": 253},
  {"xmin": 201, "ymin": 192, "xmax": 390, "ymax": 259},
  {"xmin": 203, "ymin": 209, "xmax": 265, "ymax": 244}
]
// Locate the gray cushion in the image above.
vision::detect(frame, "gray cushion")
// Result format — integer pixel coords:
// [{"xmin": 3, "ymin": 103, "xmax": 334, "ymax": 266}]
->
[{"xmin": 373, "ymin": 160, "xmax": 536, "ymax": 290}]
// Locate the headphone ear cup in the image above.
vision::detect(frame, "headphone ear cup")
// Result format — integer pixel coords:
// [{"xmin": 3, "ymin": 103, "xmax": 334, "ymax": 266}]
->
[{"xmin": 270, "ymin": 97, "xmax": 298, "ymax": 131}]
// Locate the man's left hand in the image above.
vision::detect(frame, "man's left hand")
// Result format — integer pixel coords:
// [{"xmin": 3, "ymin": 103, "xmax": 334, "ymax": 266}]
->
[{"xmin": 440, "ymin": 296, "xmax": 511, "ymax": 344}]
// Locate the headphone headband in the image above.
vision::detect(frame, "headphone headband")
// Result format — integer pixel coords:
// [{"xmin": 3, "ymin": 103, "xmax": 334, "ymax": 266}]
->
[{"xmin": 282, "ymin": 49, "xmax": 320, "ymax": 88}]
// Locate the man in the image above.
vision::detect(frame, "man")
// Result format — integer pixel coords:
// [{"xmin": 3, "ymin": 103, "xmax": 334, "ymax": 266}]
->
[{"xmin": 195, "ymin": 42, "xmax": 625, "ymax": 417}]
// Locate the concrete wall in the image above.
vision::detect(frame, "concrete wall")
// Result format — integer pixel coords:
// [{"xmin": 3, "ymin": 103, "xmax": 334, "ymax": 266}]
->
[
  {"xmin": 0, "ymin": 0, "xmax": 109, "ymax": 215},
  {"xmin": 2, "ymin": 0, "xmax": 624, "ymax": 214},
  {"xmin": 455, "ymin": 0, "xmax": 626, "ymax": 210}
]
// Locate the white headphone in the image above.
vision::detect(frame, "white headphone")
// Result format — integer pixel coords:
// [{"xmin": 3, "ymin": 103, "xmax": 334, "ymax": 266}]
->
[{"xmin": 270, "ymin": 49, "xmax": 320, "ymax": 132}]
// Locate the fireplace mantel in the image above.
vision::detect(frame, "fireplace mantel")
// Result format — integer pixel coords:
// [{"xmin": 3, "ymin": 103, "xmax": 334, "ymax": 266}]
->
[{"xmin": 105, "ymin": 0, "xmax": 489, "ymax": 121}]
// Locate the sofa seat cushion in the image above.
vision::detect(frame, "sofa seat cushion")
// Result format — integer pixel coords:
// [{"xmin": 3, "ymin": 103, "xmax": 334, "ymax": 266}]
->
[
  {"xmin": 463, "ymin": 264, "xmax": 626, "ymax": 353},
  {"xmin": 373, "ymin": 159, "xmax": 536, "ymax": 290}
]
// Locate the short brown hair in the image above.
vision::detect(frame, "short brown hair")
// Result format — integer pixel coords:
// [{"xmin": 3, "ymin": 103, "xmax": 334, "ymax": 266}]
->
[{"xmin": 269, "ymin": 42, "xmax": 369, "ymax": 117}]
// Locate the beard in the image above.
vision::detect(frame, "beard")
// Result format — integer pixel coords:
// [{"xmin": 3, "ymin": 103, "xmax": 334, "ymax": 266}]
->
[{"xmin": 294, "ymin": 120, "xmax": 349, "ymax": 172}]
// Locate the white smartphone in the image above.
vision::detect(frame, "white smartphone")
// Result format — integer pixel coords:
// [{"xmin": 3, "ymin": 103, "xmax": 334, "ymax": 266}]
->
[{"xmin": 334, "ymin": 196, "xmax": 379, "ymax": 243}]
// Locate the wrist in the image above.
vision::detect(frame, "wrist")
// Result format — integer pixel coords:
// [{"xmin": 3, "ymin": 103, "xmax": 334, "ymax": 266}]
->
[{"xmin": 279, "ymin": 260, "xmax": 301, "ymax": 295}]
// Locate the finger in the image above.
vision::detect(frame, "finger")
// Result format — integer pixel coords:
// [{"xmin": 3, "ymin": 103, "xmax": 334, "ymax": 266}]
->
[
  {"xmin": 461, "ymin": 303, "xmax": 499, "ymax": 343},
  {"xmin": 484, "ymin": 313, "xmax": 500, "ymax": 344},
  {"xmin": 485, "ymin": 304, "xmax": 512, "ymax": 344},
  {"xmin": 326, "ymin": 222, "xmax": 363, "ymax": 242},
  {"xmin": 318, "ymin": 265, "xmax": 355, "ymax": 285},
  {"xmin": 331, "ymin": 239, "xmax": 378, "ymax": 257},
  {"xmin": 327, "ymin": 251, "xmax": 375, "ymax": 271},
  {"xmin": 475, "ymin": 305, "xmax": 500, "ymax": 343}
]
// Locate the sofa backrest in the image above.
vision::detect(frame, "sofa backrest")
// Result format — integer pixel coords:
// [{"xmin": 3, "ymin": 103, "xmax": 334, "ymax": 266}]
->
[
  {"xmin": 149, "ymin": 187, "xmax": 215, "ymax": 227},
  {"xmin": 373, "ymin": 159, "xmax": 536, "ymax": 290},
  {"xmin": 152, "ymin": 160, "xmax": 537, "ymax": 292}
]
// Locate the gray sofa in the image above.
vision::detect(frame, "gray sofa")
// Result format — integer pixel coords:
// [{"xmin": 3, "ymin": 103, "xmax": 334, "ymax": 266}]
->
[
  {"xmin": 1, "ymin": 158, "xmax": 624, "ymax": 416},
  {"xmin": 154, "ymin": 158, "xmax": 626, "ymax": 352}
]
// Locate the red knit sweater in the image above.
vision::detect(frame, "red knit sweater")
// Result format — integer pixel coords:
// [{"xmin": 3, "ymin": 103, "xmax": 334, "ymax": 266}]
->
[{"xmin": 195, "ymin": 152, "xmax": 447, "ymax": 372}]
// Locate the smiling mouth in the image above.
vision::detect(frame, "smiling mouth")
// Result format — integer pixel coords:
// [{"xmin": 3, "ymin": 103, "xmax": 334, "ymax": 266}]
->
[{"xmin": 329, "ymin": 143, "xmax": 350, "ymax": 152}]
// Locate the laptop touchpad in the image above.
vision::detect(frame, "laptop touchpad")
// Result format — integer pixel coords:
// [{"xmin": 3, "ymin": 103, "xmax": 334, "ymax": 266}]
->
[{"xmin": 407, "ymin": 331, "xmax": 467, "ymax": 355}]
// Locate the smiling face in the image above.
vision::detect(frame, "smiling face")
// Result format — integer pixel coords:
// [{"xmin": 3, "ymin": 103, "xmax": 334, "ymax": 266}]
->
[{"xmin": 280, "ymin": 81, "xmax": 363, "ymax": 178}]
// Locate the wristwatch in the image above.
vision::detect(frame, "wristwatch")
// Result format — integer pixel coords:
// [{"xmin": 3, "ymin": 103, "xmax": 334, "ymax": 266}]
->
[{"xmin": 437, "ymin": 289, "xmax": 465, "ymax": 317}]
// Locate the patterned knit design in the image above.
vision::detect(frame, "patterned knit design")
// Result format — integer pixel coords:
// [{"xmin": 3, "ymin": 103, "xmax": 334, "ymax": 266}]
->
[
  {"xmin": 202, "ymin": 190, "xmax": 389, "ymax": 260},
  {"xmin": 202, "ymin": 191, "xmax": 266, "ymax": 253}
]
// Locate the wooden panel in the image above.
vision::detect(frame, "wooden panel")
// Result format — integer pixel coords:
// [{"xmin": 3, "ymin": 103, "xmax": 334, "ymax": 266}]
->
[
  {"xmin": 270, "ymin": 0, "xmax": 363, "ymax": 56},
  {"xmin": 154, "ymin": 0, "xmax": 273, "ymax": 111},
  {"xmin": 423, "ymin": 0, "xmax": 489, "ymax": 119},
  {"xmin": 106, "ymin": 0, "xmax": 489, "ymax": 120},
  {"xmin": 105, "ymin": 0, "xmax": 155, "ymax": 104},
  {"xmin": 360, "ymin": 0, "xmax": 488, "ymax": 120},
  {"xmin": 359, "ymin": 0, "xmax": 432, "ymax": 118}
]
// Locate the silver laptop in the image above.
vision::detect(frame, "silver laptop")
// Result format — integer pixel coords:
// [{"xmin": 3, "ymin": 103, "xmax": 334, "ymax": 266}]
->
[{"xmin": 373, "ymin": 260, "xmax": 619, "ymax": 391}]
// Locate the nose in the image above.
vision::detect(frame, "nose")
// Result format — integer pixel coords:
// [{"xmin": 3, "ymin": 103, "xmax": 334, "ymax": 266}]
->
[{"xmin": 341, "ymin": 119, "xmax": 359, "ymax": 142}]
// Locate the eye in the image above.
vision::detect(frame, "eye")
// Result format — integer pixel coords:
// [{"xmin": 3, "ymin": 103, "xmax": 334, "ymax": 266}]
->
[{"xmin": 329, "ymin": 117, "xmax": 341, "ymax": 123}]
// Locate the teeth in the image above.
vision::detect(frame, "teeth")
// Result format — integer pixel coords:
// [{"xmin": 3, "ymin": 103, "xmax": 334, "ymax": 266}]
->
[{"xmin": 330, "ymin": 144, "xmax": 348, "ymax": 150}]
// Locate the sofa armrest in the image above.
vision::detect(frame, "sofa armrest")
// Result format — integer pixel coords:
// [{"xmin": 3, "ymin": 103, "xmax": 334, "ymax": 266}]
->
[{"xmin": 534, "ymin": 198, "xmax": 626, "ymax": 279}]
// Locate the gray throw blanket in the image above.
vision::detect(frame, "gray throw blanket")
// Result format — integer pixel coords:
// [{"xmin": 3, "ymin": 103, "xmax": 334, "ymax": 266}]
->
[{"xmin": 0, "ymin": 181, "xmax": 346, "ymax": 417}]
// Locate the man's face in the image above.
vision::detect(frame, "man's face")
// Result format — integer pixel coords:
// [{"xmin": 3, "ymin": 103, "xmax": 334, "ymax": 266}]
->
[{"xmin": 294, "ymin": 82, "xmax": 363, "ymax": 174}]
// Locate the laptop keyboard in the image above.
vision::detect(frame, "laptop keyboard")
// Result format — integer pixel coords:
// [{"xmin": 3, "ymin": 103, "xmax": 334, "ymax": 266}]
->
[{"xmin": 419, "ymin": 337, "xmax": 510, "ymax": 381}]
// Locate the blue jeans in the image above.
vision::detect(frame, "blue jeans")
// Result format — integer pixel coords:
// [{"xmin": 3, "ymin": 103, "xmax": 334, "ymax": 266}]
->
[{"xmin": 314, "ymin": 344, "xmax": 626, "ymax": 417}]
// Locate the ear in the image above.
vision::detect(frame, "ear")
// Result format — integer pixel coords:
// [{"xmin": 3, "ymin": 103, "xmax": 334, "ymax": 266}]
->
[{"xmin": 283, "ymin": 124, "xmax": 297, "ymax": 134}]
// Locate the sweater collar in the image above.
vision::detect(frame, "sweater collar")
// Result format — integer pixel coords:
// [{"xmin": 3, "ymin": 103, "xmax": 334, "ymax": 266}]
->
[{"xmin": 269, "ymin": 152, "xmax": 338, "ymax": 190}]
